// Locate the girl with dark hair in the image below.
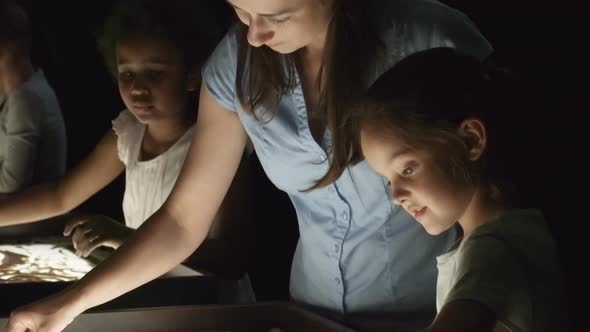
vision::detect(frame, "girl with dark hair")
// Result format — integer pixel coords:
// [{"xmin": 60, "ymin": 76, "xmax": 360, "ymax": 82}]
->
[
  {"xmin": 0, "ymin": 0, "xmax": 249, "ymax": 271},
  {"xmin": 356, "ymin": 47, "xmax": 567, "ymax": 332},
  {"xmin": 8, "ymin": 1, "xmax": 492, "ymax": 331}
]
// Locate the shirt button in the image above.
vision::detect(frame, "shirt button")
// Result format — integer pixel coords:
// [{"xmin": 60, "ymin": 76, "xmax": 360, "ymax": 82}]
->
[
  {"xmin": 335, "ymin": 278, "xmax": 341, "ymax": 285},
  {"xmin": 328, "ymin": 187, "xmax": 335, "ymax": 193},
  {"xmin": 334, "ymin": 244, "xmax": 340, "ymax": 252},
  {"xmin": 341, "ymin": 211, "xmax": 348, "ymax": 220}
]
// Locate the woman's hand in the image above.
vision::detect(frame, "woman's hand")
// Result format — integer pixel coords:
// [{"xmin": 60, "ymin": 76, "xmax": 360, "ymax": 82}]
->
[
  {"xmin": 63, "ymin": 214, "xmax": 132, "ymax": 257},
  {"xmin": 5, "ymin": 290, "xmax": 85, "ymax": 332}
]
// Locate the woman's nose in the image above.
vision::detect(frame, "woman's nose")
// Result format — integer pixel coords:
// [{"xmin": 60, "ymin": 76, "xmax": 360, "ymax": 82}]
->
[{"xmin": 247, "ymin": 16, "xmax": 274, "ymax": 47}]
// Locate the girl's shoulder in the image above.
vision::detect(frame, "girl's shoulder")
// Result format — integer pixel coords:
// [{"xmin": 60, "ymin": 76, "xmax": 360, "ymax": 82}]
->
[
  {"xmin": 460, "ymin": 209, "xmax": 556, "ymax": 266},
  {"xmin": 112, "ymin": 109, "xmax": 141, "ymax": 136},
  {"xmin": 112, "ymin": 109, "xmax": 144, "ymax": 163}
]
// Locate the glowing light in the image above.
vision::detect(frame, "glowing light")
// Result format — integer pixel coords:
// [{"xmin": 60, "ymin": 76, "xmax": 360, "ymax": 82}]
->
[{"xmin": 0, "ymin": 244, "xmax": 95, "ymax": 283}]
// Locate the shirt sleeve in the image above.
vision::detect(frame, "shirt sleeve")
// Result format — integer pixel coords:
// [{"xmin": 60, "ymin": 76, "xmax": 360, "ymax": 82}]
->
[
  {"xmin": 201, "ymin": 24, "xmax": 240, "ymax": 113},
  {"xmin": 111, "ymin": 109, "xmax": 137, "ymax": 165},
  {"xmin": 444, "ymin": 235, "xmax": 532, "ymax": 330},
  {"xmin": 0, "ymin": 91, "xmax": 43, "ymax": 193}
]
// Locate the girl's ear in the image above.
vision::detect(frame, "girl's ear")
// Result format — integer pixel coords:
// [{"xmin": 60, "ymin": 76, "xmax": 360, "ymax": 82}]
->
[
  {"xmin": 186, "ymin": 66, "xmax": 202, "ymax": 92},
  {"xmin": 457, "ymin": 118, "xmax": 487, "ymax": 161}
]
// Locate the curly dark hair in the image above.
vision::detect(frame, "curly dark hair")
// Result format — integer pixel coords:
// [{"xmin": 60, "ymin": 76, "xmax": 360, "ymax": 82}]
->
[{"xmin": 97, "ymin": 0, "xmax": 223, "ymax": 80}]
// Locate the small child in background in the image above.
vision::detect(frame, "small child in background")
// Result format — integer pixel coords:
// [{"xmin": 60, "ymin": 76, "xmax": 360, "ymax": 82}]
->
[
  {"xmin": 353, "ymin": 47, "xmax": 568, "ymax": 332},
  {"xmin": 0, "ymin": 0, "xmax": 66, "ymax": 198},
  {"xmin": 0, "ymin": 0, "xmax": 251, "ymax": 274}
]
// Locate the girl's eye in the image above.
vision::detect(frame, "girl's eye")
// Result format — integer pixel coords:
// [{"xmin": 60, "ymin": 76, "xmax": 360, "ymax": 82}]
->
[
  {"xmin": 402, "ymin": 165, "xmax": 416, "ymax": 176},
  {"xmin": 118, "ymin": 71, "xmax": 133, "ymax": 81},
  {"xmin": 268, "ymin": 17, "xmax": 290, "ymax": 25}
]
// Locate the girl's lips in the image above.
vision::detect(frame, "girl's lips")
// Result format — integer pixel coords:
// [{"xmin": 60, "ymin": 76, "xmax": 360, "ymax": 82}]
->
[
  {"xmin": 133, "ymin": 105, "xmax": 153, "ymax": 112},
  {"xmin": 414, "ymin": 207, "xmax": 426, "ymax": 218}
]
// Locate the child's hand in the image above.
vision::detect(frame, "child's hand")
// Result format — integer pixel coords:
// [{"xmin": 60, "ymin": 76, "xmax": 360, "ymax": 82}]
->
[{"xmin": 63, "ymin": 214, "xmax": 131, "ymax": 257}]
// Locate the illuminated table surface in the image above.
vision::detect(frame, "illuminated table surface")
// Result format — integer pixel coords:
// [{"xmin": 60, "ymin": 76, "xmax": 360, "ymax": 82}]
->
[
  {"xmin": 0, "ymin": 302, "xmax": 355, "ymax": 332},
  {"xmin": 0, "ymin": 236, "xmax": 234, "ymax": 317},
  {"xmin": 0, "ymin": 236, "xmax": 199, "ymax": 284},
  {"xmin": 0, "ymin": 238, "xmax": 351, "ymax": 331},
  {"xmin": 0, "ymin": 242, "xmax": 96, "ymax": 283},
  {"xmin": 0, "ymin": 238, "xmax": 353, "ymax": 331}
]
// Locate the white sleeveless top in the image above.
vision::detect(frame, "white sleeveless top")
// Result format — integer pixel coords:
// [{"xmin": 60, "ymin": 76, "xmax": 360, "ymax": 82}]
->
[{"xmin": 112, "ymin": 110, "xmax": 194, "ymax": 229}]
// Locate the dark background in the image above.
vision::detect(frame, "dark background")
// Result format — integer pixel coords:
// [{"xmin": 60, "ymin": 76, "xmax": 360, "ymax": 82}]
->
[{"xmin": 12, "ymin": 0, "xmax": 584, "ymax": 330}]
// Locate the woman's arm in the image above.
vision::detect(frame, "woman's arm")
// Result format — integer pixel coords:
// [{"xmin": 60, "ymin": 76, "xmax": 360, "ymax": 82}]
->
[
  {"xmin": 183, "ymin": 149, "xmax": 254, "ymax": 277},
  {"xmin": 0, "ymin": 130, "xmax": 125, "ymax": 227},
  {"xmin": 6, "ymin": 84, "xmax": 248, "ymax": 332},
  {"xmin": 422, "ymin": 299, "xmax": 499, "ymax": 332}
]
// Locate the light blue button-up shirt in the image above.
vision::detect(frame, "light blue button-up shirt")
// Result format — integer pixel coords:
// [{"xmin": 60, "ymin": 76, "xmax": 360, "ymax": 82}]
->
[{"xmin": 203, "ymin": 1, "xmax": 492, "ymax": 330}]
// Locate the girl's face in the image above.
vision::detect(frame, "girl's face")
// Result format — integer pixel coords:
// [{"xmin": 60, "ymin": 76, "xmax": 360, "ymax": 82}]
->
[
  {"xmin": 116, "ymin": 38, "xmax": 196, "ymax": 125},
  {"xmin": 360, "ymin": 126, "xmax": 476, "ymax": 235},
  {"xmin": 227, "ymin": 0, "xmax": 334, "ymax": 54}
]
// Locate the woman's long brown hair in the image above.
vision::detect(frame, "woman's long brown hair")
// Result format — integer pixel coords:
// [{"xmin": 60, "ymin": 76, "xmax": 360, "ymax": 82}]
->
[{"xmin": 235, "ymin": 0, "xmax": 382, "ymax": 187}]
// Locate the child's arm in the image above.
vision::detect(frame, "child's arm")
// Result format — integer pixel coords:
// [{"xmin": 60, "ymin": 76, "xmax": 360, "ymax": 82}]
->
[
  {"xmin": 0, "ymin": 130, "xmax": 125, "ymax": 227},
  {"xmin": 422, "ymin": 299, "xmax": 503, "ymax": 332},
  {"xmin": 6, "ymin": 84, "xmax": 248, "ymax": 332},
  {"xmin": 63, "ymin": 213, "xmax": 133, "ymax": 257}
]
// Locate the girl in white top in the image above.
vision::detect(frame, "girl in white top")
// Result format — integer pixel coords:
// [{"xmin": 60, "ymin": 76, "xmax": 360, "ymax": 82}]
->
[
  {"xmin": 355, "ymin": 48, "xmax": 567, "ymax": 331},
  {"xmin": 0, "ymin": 0, "xmax": 245, "ymax": 260},
  {"xmin": 110, "ymin": 109, "xmax": 194, "ymax": 230}
]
